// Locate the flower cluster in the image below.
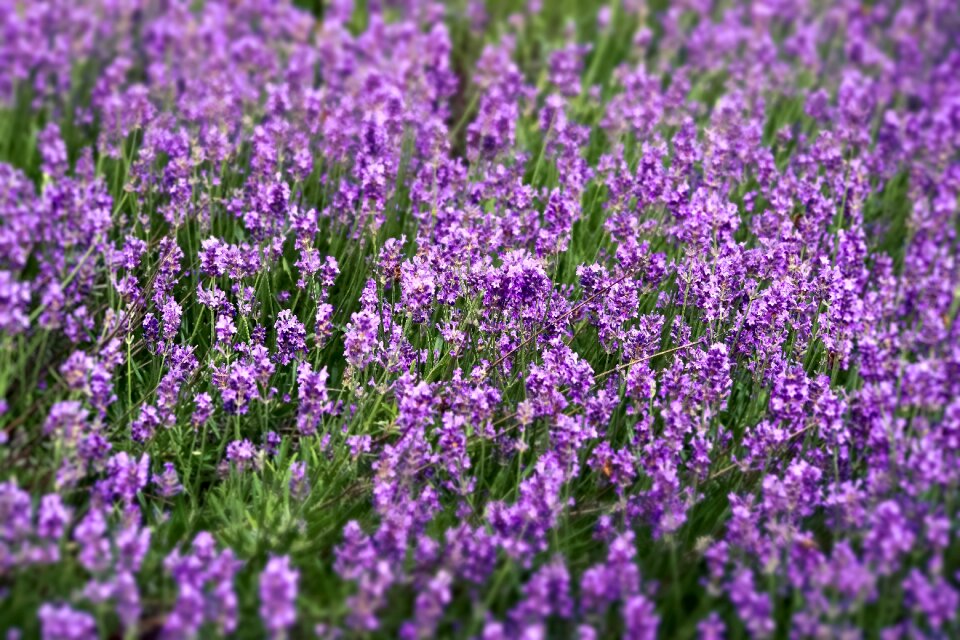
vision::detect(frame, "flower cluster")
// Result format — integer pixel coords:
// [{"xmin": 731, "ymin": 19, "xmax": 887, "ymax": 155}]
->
[{"xmin": 1, "ymin": 0, "xmax": 958, "ymax": 638}]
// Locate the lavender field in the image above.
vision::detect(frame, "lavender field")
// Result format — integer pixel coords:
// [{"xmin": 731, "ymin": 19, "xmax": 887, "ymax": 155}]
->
[{"xmin": 1, "ymin": 0, "xmax": 959, "ymax": 638}]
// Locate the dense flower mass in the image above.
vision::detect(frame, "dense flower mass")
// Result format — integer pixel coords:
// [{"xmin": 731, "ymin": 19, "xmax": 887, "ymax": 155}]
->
[{"xmin": 0, "ymin": 0, "xmax": 959, "ymax": 637}]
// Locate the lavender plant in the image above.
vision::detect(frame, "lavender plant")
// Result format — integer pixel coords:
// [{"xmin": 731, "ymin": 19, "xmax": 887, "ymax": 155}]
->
[{"xmin": 1, "ymin": 0, "xmax": 959, "ymax": 638}]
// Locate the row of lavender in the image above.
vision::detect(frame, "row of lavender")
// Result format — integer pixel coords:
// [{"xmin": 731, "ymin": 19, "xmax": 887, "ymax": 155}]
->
[{"xmin": 1, "ymin": 0, "xmax": 959, "ymax": 638}]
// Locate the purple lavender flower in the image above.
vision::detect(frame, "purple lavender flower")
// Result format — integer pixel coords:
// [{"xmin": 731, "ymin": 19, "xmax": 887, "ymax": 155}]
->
[
  {"xmin": 289, "ymin": 461, "xmax": 309, "ymax": 501},
  {"xmin": 296, "ymin": 362, "xmax": 331, "ymax": 437},
  {"xmin": 97, "ymin": 453, "xmax": 150, "ymax": 505},
  {"xmin": 400, "ymin": 569, "xmax": 452, "ymax": 640},
  {"xmin": 260, "ymin": 555, "xmax": 299, "ymax": 639},
  {"xmin": 215, "ymin": 314, "xmax": 237, "ymax": 345},
  {"xmin": 344, "ymin": 309, "xmax": 379, "ymax": 370},
  {"xmin": 164, "ymin": 532, "xmax": 241, "ymax": 638},
  {"xmin": 488, "ymin": 451, "xmax": 571, "ymax": 566},
  {"xmin": 38, "ymin": 603, "xmax": 97, "ymax": 640},
  {"xmin": 160, "ymin": 297, "xmax": 182, "ymax": 342},
  {"xmin": 263, "ymin": 431, "xmax": 282, "ymax": 457},
  {"xmin": 315, "ymin": 302, "xmax": 335, "ymax": 349},
  {"xmin": 225, "ymin": 439, "xmax": 257, "ymax": 472},
  {"xmin": 275, "ymin": 309, "xmax": 307, "ymax": 365},
  {"xmin": 622, "ymin": 594, "xmax": 659, "ymax": 640},
  {"xmin": 155, "ymin": 462, "xmax": 183, "ymax": 498},
  {"xmin": 0, "ymin": 271, "xmax": 31, "ymax": 334},
  {"xmin": 192, "ymin": 392, "xmax": 213, "ymax": 427}
]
